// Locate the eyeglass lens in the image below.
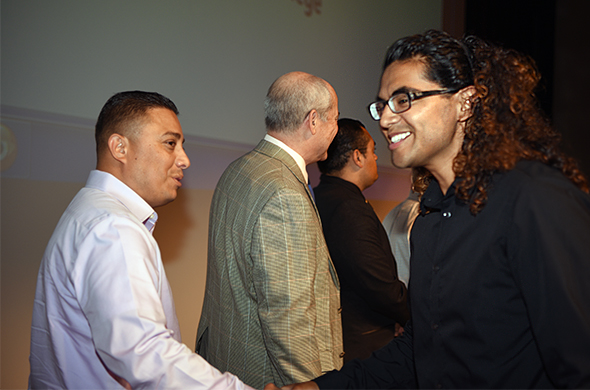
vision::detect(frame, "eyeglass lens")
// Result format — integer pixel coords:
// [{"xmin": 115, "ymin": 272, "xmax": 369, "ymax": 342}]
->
[{"xmin": 369, "ymin": 93, "xmax": 411, "ymax": 120}]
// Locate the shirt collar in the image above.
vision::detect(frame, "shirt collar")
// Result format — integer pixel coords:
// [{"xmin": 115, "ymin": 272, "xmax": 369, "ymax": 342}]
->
[
  {"xmin": 420, "ymin": 178, "xmax": 457, "ymax": 214},
  {"xmin": 264, "ymin": 133, "xmax": 308, "ymax": 183},
  {"xmin": 319, "ymin": 174, "xmax": 365, "ymax": 198},
  {"xmin": 143, "ymin": 212, "xmax": 158, "ymax": 234},
  {"xmin": 86, "ymin": 170, "xmax": 158, "ymax": 234}
]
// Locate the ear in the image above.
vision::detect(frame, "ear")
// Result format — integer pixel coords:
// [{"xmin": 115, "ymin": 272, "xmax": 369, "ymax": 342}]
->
[
  {"xmin": 107, "ymin": 133, "xmax": 128, "ymax": 163},
  {"xmin": 352, "ymin": 149, "xmax": 364, "ymax": 168},
  {"xmin": 308, "ymin": 110, "xmax": 318, "ymax": 135},
  {"xmin": 458, "ymin": 86, "xmax": 476, "ymax": 122}
]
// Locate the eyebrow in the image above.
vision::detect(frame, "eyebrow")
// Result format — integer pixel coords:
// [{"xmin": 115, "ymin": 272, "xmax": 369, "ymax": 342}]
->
[
  {"xmin": 163, "ymin": 131, "xmax": 181, "ymax": 138},
  {"xmin": 161, "ymin": 131, "xmax": 185, "ymax": 143},
  {"xmin": 377, "ymin": 86, "xmax": 411, "ymax": 101}
]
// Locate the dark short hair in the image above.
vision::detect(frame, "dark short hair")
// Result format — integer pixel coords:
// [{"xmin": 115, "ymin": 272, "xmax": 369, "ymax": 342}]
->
[
  {"xmin": 95, "ymin": 90, "xmax": 179, "ymax": 157},
  {"xmin": 317, "ymin": 118, "xmax": 371, "ymax": 175}
]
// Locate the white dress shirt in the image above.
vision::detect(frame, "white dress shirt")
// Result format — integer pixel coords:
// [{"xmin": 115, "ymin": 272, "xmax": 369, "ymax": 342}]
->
[
  {"xmin": 29, "ymin": 170, "xmax": 253, "ymax": 390},
  {"xmin": 264, "ymin": 133, "xmax": 308, "ymax": 183}
]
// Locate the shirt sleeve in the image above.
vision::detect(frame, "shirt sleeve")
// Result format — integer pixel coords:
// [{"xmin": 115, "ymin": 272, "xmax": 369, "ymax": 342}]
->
[
  {"xmin": 250, "ymin": 188, "xmax": 327, "ymax": 384},
  {"xmin": 74, "ymin": 214, "xmax": 254, "ymax": 390},
  {"xmin": 315, "ymin": 320, "xmax": 416, "ymax": 389},
  {"xmin": 509, "ymin": 177, "xmax": 590, "ymax": 388}
]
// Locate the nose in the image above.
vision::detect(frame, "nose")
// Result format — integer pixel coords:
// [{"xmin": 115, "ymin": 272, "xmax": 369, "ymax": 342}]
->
[
  {"xmin": 176, "ymin": 148, "xmax": 191, "ymax": 169},
  {"xmin": 379, "ymin": 104, "xmax": 402, "ymax": 128}
]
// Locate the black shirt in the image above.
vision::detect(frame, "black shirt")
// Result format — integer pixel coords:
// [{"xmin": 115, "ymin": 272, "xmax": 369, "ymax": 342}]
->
[{"xmin": 315, "ymin": 160, "xmax": 590, "ymax": 389}]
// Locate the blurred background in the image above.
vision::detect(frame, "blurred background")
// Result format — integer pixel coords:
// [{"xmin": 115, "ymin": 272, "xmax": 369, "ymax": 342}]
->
[{"xmin": 1, "ymin": 1, "xmax": 587, "ymax": 387}]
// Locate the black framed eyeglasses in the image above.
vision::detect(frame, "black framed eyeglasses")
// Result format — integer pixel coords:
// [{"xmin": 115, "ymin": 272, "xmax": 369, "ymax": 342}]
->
[{"xmin": 367, "ymin": 89, "xmax": 459, "ymax": 120}]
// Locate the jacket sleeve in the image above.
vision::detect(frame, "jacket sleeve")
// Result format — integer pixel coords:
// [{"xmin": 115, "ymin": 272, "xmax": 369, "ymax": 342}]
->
[
  {"xmin": 326, "ymin": 199, "xmax": 409, "ymax": 324},
  {"xmin": 251, "ymin": 187, "xmax": 335, "ymax": 385}
]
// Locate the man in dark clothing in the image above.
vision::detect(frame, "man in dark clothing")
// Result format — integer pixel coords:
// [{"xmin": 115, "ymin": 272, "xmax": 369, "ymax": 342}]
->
[
  {"xmin": 314, "ymin": 118, "xmax": 410, "ymax": 363},
  {"xmin": 265, "ymin": 30, "xmax": 590, "ymax": 390}
]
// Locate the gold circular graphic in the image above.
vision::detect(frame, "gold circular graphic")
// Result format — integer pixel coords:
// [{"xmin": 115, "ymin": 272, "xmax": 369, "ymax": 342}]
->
[{"xmin": 1, "ymin": 123, "xmax": 18, "ymax": 171}]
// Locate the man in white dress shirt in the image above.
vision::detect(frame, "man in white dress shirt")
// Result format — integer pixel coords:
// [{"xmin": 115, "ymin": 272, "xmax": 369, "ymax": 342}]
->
[{"xmin": 29, "ymin": 91, "xmax": 254, "ymax": 390}]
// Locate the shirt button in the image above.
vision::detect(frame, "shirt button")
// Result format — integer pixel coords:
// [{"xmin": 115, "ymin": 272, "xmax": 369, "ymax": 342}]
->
[
  {"xmin": 432, "ymin": 323, "xmax": 439, "ymax": 330},
  {"xmin": 442, "ymin": 211, "xmax": 452, "ymax": 218}
]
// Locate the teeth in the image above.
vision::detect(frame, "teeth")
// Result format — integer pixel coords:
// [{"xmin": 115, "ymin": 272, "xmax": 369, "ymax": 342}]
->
[{"xmin": 390, "ymin": 132, "xmax": 411, "ymax": 144}]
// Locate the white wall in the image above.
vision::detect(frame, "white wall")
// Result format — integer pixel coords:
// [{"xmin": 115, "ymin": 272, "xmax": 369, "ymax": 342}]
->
[{"xmin": 2, "ymin": 0, "xmax": 442, "ymax": 161}]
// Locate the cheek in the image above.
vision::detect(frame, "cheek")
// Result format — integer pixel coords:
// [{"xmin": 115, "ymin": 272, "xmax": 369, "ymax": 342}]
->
[{"xmin": 412, "ymin": 106, "xmax": 451, "ymax": 137}]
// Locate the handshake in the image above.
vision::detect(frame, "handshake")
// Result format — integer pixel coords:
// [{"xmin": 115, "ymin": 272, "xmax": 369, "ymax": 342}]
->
[{"xmin": 264, "ymin": 381, "xmax": 319, "ymax": 390}]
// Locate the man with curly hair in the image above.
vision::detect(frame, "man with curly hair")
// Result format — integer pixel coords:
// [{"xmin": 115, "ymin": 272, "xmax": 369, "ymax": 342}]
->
[{"xmin": 266, "ymin": 30, "xmax": 590, "ymax": 389}]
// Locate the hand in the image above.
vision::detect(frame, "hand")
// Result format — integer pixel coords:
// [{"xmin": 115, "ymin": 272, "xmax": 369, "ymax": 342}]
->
[
  {"xmin": 394, "ymin": 322, "xmax": 404, "ymax": 337},
  {"xmin": 292, "ymin": 381, "xmax": 320, "ymax": 390},
  {"xmin": 264, "ymin": 381, "xmax": 319, "ymax": 390},
  {"xmin": 291, "ymin": 382, "xmax": 319, "ymax": 390},
  {"xmin": 264, "ymin": 383, "xmax": 296, "ymax": 390}
]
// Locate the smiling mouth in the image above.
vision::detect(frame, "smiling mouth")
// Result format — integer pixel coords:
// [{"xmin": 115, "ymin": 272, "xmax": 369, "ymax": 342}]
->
[{"xmin": 389, "ymin": 131, "xmax": 411, "ymax": 144}]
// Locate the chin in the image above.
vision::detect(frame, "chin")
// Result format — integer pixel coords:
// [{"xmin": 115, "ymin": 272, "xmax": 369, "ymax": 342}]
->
[
  {"xmin": 152, "ymin": 194, "xmax": 177, "ymax": 208},
  {"xmin": 166, "ymin": 193, "xmax": 178, "ymax": 204},
  {"xmin": 391, "ymin": 158, "xmax": 409, "ymax": 170}
]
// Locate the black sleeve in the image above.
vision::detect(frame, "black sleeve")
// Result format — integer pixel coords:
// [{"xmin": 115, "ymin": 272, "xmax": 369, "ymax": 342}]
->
[
  {"xmin": 315, "ymin": 320, "xmax": 417, "ymax": 389},
  {"xmin": 326, "ymin": 199, "xmax": 409, "ymax": 324},
  {"xmin": 509, "ymin": 172, "xmax": 590, "ymax": 388}
]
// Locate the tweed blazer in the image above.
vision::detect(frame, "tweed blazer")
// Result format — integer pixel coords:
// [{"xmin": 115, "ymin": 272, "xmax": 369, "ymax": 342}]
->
[{"xmin": 197, "ymin": 139, "xmax": 343, "ymax": 389}]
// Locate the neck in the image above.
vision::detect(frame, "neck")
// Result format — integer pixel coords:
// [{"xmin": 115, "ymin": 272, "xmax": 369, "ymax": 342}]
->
[
  {"xmin": 429, "ymin": 166, "xmax": 456, "ymax": 195},
  {"xmin": 428, "ymin": 130, "xmax": 463, "ymax": 195}
]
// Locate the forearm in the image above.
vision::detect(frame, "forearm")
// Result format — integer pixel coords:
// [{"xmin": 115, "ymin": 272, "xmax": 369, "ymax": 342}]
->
[{"xmin": 315, "ymin": 324, "xmax": 416, "ymax": 389}]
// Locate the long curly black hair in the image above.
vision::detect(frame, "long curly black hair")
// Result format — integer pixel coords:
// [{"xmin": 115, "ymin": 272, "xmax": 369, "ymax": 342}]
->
[{"xmin": 383, "ymin": 30, "xmax": 588, "ymax": 214}]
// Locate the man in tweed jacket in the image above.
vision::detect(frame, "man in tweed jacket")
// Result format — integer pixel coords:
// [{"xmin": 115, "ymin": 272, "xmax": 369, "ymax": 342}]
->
[{"xmin": 197, "ymin": 71, "xmax": 344, "ymax": 389}]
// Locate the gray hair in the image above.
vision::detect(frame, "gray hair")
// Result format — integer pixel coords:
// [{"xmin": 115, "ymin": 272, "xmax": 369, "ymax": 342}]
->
[{"xmin": 264, "ymin": 72, "xmax": 333, "ymax": 133}]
